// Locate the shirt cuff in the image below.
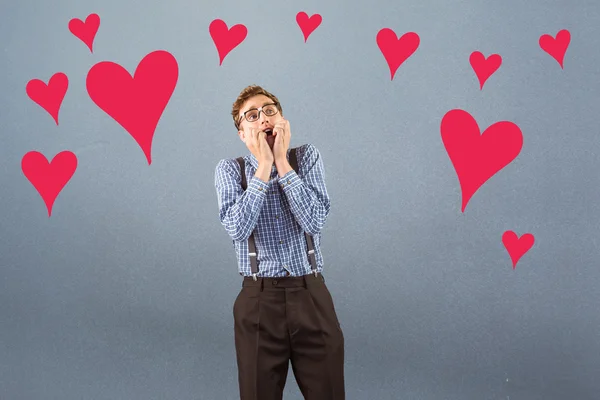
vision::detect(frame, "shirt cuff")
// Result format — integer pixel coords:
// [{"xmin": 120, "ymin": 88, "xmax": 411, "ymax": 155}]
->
[
  {"xmin": 278, "ymin": 169, "xmax": 301, "ymax": 192},
  {"xmin": 247, "ymin": 175, "xmax": 269, "ymax": 196}
]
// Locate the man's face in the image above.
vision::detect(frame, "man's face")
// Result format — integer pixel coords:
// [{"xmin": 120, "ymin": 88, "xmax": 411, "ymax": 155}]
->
[{"xmin": 237, "ymin": 94, "xmax": 283, "ymax": 149}]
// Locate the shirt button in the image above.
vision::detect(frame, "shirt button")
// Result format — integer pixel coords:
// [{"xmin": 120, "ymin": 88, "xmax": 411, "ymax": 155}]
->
[
  {"xmin": 287, "ymin": 180, "xmax": 290, "ymax": 184},
  {"xmin": 279, "ymin": 240, "xmax": 283, "ymax": 244},
  {"xmin": 275, "ymin": 216, "xmax": 279, "ymax": 219}
]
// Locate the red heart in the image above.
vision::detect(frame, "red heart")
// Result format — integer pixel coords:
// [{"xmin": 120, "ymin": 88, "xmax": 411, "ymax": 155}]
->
[
  {"xmin": 441, "ymin": 109, "xmax": 523, "ymax": 212},
  {"xmin": 469, "ymin": 51, "xmax": 502, "ymax": 90},
  {"xmin": 68, "ymin": 13, "xmax": 100, "ymax": 53},
  {"xmin": 296, "ymin": 12, "xmax": 322, "ymax": 42},
  {"xmin": 86, "ymin": 50, "xmax": 178, "ymax": 165},
  {"xmin": 21, "ymin": 151, "xmax": 77, "ymax": 217},
  {"xmin": 209, "ymin": 19, "xmax": 247, "ymax": 65},
  {"xmin": 539, "ymin": 29, "xmax": 570, "ymax": 69},
  {"xmin": 376, "ymin": 29, "xmax": 419, "ymax": 80},
  {"xmin": 502, "ymin": 231, "xmax": 535, "ymax": 269},
  {"xmin": 26, "ymin": 72, "xmax": 68, "ymax": 125}
]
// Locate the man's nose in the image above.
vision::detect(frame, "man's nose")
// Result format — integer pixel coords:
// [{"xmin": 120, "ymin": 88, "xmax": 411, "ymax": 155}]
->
[{"xmin": 258, "ymin": 112, "xmax": 269, "ymax": 124}]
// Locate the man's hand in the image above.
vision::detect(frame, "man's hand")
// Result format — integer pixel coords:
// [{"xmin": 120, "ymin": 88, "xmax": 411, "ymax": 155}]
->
[
  {"xmin": 273, "ymin": 118, "xmax": 293, "ymax": 177},
  {"xmin": 273, "ymin": 118, "xmax": 291, "ymax": 162},
  {"xmin": 244, "ymin": 128, "xmax": 274, "ymax": 167}
]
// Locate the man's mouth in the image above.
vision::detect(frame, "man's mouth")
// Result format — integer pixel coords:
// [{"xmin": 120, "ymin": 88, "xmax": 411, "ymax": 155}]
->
[{"xmin": 264, "ymin": 128, "xmax": 274, "ymax": 136}]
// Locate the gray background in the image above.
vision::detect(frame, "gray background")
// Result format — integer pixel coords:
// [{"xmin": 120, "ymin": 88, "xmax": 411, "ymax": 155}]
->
[{"xmin": 1, "ymin": 0, "xmax": 599, "ymax": 399}]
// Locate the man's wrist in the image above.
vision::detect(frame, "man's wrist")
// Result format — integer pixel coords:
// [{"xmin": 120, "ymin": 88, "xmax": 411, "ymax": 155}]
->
[
  {"xmin": 275, "ymin": 157, "xmax": 292, "ymax": 176},
  {"xmin": 255, "ymin": 163, "xmax": 272, "ymax": 182}
]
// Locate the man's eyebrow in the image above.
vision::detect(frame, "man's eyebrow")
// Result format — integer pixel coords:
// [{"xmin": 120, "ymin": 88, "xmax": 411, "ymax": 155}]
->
[{"xmin": 244, "ymin": 101, "xmax": 273, "ymax": 111}]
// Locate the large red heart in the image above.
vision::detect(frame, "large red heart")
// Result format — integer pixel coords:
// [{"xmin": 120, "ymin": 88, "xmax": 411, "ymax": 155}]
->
[
  {"xmin": 21, "ymin": 151, "xmax": 77, "ymax": 217},
  {"xmin": 469, "ymin": 51, "xmax": 502, "ymax": 90},
  {"xmin": 441, "ymin": 109, "xmax": 523, "ymax": 212},
  {"xmin": 86, "ymin": 50, "xmax": 178, "ymax": 165},
  {"xmin": 376, "ymin": 28, "xmax": 419, "ymax": 80},
  {"xmin": 68, "ymin": 13, "xmax": 100, "ymax": 53},
  {"xmin": 209, "ymin": 19, "xmax": 247, "ymax": 65},
  {"xmin": 26, "ymin": 72, "xmax": 68, "ymax": 125},
  {"xmin": 502, "ymin": 231, "xmax": 535, "ymax": 269},
  {"xmin": 539, "ymin": 29, "xmax": 570, "ymax": 69},
  {"xmin": 296, "ymin": 12, "xmax": 322, "ymax": 42}
]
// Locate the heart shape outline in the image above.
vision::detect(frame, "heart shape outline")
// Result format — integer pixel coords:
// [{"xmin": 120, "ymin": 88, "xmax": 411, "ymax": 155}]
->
[
  {"xmin": 21, "ymin": 151, "xmax": 78, "ymax": 217},
  {"xmin": 469, "ymin": 51, "xmax": 502, "ymax": 90},
  {"xmin": 209, "ymin": 19, "xmax": 247, "ymax": 65},
  {"xmin": 68, "ymin": 13, "xmax": 100, "ymax": 53},
  {"xmin": 441, "ymin": 109, "xmax": 523, "ymax": 212},
  {"xmin": 86, "ymin": 50, "xmax": 179, "ymax": 165},
  {"xmin": 26, "ymin": 72, "xmax": 69, "ymax": 125},
  {"xmin": 376, "ymin": 28, "xmax": 420, "ymax": 80},
  {"xmin": 296, "ymin": 12, "xmax": 322, "ymax": 42},
  {"xmin": 502, "ymin": 231, "xmax": 535, "ymax": 269},
  {"xmin": 539, "ymin": 29, "xmax": 570, "ymax": 69}
]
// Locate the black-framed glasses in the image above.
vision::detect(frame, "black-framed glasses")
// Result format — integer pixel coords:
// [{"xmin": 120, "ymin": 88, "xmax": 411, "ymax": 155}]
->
[{"xmin": 238, "ymin": 103, "xmax": 279, "ymax": 126}]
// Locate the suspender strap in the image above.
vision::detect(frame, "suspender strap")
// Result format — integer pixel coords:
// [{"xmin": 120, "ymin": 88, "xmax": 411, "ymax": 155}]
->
[
  {"xmin": 288, "ymin": 149, "xmax": 318, "ymax": 276},
  {"xmin": 237, "ymin": 156, "xmax": 247, "ymax": 190},
  {"xmin": 236, "ymin": 156, "xmax": 259, "ymax": 280},
  {"xmin": 235, "ymin": 148, "xmax": 318, "ymax": 278}
]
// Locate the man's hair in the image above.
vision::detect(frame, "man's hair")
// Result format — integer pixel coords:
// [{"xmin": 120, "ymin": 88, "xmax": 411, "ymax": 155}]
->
[{"xmin": 231, "ymin": 85, "xmax": 283, "ymax": 130}]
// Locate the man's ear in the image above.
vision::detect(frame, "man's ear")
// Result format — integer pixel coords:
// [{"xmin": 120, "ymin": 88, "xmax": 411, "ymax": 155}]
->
[{"xmin": 238, "ymin": 129, "xmax": 244, "ymax": 141}]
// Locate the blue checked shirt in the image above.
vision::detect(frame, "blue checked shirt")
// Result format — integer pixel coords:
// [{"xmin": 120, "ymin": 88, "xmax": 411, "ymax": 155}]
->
[{"xmin": 214, "ymin": 143, "xmax": 331, "ymax": 278}]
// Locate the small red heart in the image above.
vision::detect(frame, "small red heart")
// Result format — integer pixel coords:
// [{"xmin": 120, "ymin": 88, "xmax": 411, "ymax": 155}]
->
[
  {"xmin": 441, "ymin": 109, "xmax": 523, "ymax": 212},
  {"xmin": 469, "ymin": 51, "xmax": 502, "ymax": 90},
  {"xmin": 86, "ymin": 50, "xmax": 179, "ymax": 165},
  {"xmin": 539, "ymin": 29, "xmax": 570, "ymax": 69},
  {"xmin": 21, "ymin": 151, "xmax": 77, "ymax": 217},
  {"xmin": 209, "ymin": 19, "xmax": 247, "ymax": 65},
  {"xmin": 26, "ymin": 72, "xmax": 69, "ymax": 125},
  {"xmin": 68, "ymin": 13, "xmax": 100, "ymax": 53},
  {"xmin": 502, "ymin": 231, "xmax": 535, "ymax": 269},
  {"xmin": 376, "ymin": 28, "xmax": 419, "ymax": 80},
  {"xmin": 296, "ymin": 12, "xmax": 322, "ymax": 42}
]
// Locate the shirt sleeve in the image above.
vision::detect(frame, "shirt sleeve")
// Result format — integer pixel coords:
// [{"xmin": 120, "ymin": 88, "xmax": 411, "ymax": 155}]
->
[
  {"xmin": 278, "ymin": 144, "xmax": 331, "ymax": 235},
  {"xmin": 215, "ymin": 158, "xmax": 269, "ymax": 241}
]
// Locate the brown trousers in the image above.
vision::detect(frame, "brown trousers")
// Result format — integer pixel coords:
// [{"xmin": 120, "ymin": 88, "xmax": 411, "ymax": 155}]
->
[{"xmin": 233, "ymin": 273, "xmax": 345, "ymax": 400}]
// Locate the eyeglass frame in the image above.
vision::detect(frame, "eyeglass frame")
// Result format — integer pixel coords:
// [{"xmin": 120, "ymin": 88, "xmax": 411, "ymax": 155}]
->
[{"xmin": 237, "ymin": 102, "xmax": 280, "ymax": 128}]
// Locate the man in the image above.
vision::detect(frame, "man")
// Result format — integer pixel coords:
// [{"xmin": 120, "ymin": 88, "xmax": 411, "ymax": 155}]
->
[{"xmin": 214, "ymin": 85, "xmax": 345, "ymax": 400}]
